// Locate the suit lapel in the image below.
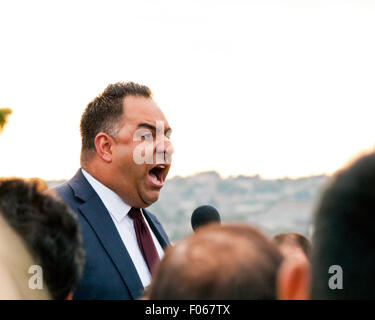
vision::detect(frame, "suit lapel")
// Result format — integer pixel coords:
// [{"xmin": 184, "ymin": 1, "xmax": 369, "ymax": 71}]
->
[
  {"xmin": 143, "ymin": 209, "xmax": 169, "ymax": 249},
  {"xmin": 69, "ymin": 170, "xmax": 144, "ymax": 299}
]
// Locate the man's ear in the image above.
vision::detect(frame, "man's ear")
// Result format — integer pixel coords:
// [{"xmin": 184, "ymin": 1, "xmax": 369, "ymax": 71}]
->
[
  {"xmin": 94, "ymin": 133, "xmax": 114, "ymax": 163},
  {"xmin": 277, "ymin": 258, "xmax": 310, "ymax": 300},
  {"xmin": 64, "ymin": 291, "xmax": 73, "ymax": 300}
]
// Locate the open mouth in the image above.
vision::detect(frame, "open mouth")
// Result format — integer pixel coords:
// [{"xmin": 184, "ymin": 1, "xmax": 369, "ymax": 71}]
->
[{"xmin": 148, "ymin": 164, "xmax": 168, "ymax": 187}]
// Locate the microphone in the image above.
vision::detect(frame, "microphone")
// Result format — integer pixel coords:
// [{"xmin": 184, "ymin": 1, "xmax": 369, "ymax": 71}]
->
[{"xmin": 191, "ymin": 205, "xmax": 221, "ymax": 231}]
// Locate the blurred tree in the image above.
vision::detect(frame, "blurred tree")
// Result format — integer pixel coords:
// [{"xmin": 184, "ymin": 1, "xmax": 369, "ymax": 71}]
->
[{"xmin": 0, "ymin": 108, "xmax": 12, "ymax": 132}]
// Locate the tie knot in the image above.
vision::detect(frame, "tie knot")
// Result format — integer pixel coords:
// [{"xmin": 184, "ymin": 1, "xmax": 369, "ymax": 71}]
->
[{"xmin": 128, "ymin": 207, "xmax": 142, "ymax": 220}]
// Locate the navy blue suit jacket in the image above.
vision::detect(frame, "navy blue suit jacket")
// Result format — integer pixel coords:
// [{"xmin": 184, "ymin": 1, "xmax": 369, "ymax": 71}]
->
[{"xmin": 54, "ymin": 169, "xmax": 170, "ymax": 300}]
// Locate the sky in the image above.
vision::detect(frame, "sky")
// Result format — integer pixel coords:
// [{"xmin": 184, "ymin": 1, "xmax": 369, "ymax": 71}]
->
[{"xmin": 0, "ymin": 0, "xmax": 375, "ymax": 180}]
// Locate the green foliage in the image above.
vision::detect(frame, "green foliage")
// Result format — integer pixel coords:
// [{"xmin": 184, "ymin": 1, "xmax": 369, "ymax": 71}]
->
[{"xmin": 0, "ymin": 108, "xmax": 12, "ymax": 132}]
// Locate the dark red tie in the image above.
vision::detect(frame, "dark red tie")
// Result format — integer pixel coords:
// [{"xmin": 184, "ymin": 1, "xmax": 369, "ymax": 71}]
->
[{"xmin": 128, "ymin": 207, "xmax": 160, "ymax": 273}]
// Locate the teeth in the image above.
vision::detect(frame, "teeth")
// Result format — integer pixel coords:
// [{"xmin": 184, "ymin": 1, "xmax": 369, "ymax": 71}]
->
[{"xmin": 158, "ymin": 165, "xmax": 166, "ymax": 169}]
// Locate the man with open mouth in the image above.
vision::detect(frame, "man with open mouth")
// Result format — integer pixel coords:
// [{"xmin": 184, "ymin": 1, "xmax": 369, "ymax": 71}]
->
[{"xmin": 55, "ymin": 82, "xmax": 173, "ymax": 300}]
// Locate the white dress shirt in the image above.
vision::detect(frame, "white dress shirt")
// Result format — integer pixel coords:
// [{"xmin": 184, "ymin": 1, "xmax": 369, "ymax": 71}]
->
[{"xmin": 81, "ymin": 169, "xmax": 164, "ymax": 288}]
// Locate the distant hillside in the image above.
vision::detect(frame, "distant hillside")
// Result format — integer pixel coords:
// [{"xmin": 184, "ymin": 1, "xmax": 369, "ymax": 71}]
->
[
  {"xmin": 48, "ymin": 172, "xmax": 329, "ymax": 242},
  {"xmin": 149, "ymin": 171, "xmax": 329, "ymax": 241}
]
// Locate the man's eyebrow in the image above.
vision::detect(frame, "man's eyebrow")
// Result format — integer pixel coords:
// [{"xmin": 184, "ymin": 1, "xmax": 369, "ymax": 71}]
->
[
  {"xmin": 137, "ymin": 123, "xmax": 172, "ymax": 134},
  {"xmin": 137, "ymin": 123, "xmax": 156, "ymax": 131}
]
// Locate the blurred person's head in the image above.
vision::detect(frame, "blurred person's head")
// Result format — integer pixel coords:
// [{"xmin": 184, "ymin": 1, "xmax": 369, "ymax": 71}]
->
[
  {"xmin": 273, "ymin": 233, "xmax": 311, "ymax": 262},
  {"xmin": 311, "ymin": 151, "xmax": 375, "ymax": 299},
  {"xmin": 146, "ymin": 223, "xmax": 309, "ymax": 300},
  {"xmin": 80, "ymin": 82, "xmax": 173, "ymax": 209},
  {"xmin": 0, "ymin": 178, "xmax": 84, "ymax": 299}
]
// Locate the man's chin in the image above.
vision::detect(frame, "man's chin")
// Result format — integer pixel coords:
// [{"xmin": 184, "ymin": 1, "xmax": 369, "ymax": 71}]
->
[{"xmin": 140, "ymin": 191, "xmax": 160, "ymax": 207}]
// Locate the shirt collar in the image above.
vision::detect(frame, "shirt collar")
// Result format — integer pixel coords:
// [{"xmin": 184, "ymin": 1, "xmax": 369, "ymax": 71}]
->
[{"xmin": 81, "ymin": 169, "xmax": 132, "ymax": 222}]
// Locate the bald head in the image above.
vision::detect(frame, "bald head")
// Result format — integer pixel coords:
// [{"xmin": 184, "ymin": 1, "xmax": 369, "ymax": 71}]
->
[{"xmin": 148, "ymin": 224, "xmax": 283, "ymax": 300}]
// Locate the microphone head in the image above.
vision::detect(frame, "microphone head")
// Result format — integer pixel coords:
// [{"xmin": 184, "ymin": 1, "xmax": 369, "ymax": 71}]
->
[{"xmin": 191, "ymin": 205, "xmax": 221, "ymax": 231}]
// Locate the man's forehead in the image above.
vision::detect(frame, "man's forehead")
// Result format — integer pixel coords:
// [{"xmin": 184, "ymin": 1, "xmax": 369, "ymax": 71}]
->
[{"xmin": 122, "ymin": 96, "xmax": 168, "ymax": 124}]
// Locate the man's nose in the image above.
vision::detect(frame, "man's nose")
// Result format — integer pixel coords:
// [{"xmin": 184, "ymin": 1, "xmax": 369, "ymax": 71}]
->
[
  {"xmin": 155, "ymin": 137, "xmax": 174, "ymax": 163},
  {"xmin": 156, "ymin": 137, "xmax": 173, "ymax": 154}
]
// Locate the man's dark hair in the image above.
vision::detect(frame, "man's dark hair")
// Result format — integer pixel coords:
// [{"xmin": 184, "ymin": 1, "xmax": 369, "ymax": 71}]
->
[
  {"xmin": 273, "ymin": 233, "xmax": 311, "ymax": 259},
  {"xmin": 0, "ymin": 178, "xmax": 84, "ymax": 299},
  {"xmin": 148, "ymin": 223, "xmax": 283, "ymax": 300},
  {"xmin": 311, "ymin": 151, "xmax": 375, "ymax": 299},
  {"xmin": 80, "ymin": 81, "xmax": 152, "ymax": 164}
]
